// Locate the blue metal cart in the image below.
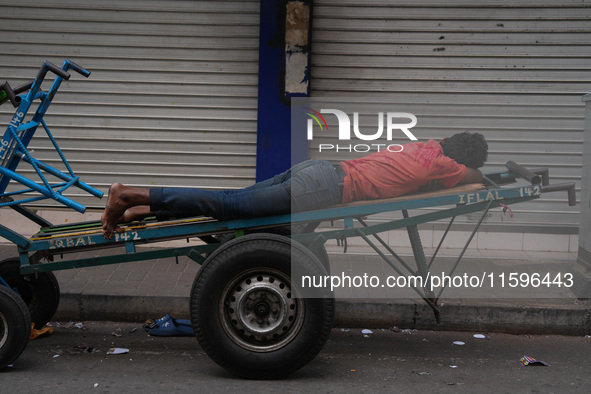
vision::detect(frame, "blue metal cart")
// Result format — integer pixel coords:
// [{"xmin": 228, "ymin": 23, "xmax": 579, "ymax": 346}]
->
[{"xmin": 0, "ymin": 60, "xmax": 576, "ymax": 378}]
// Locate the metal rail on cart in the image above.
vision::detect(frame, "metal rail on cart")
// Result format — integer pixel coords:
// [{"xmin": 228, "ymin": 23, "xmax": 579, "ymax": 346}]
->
[{"xmin": 0, "ymin": 60, "xmax": 577, "ymax": 378}]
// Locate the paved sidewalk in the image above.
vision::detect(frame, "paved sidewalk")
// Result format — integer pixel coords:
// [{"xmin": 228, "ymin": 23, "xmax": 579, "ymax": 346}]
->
[{"xmin": 2, "ymin": 243, "xmax": 590, "ymax": 335}]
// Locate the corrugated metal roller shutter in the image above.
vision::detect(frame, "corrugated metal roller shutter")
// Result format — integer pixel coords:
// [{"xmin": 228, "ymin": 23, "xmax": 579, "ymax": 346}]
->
[
  {"xmin": 311, "ymin": 0, "xmax": 591, "ymax": 231},
  {"xmin": 0, "ymin": 0, "xmax": 259, "ymax": 210}
]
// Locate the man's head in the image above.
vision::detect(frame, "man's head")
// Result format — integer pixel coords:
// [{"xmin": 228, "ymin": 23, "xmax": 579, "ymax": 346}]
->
[{"xmin": 440, "ymin": 132, "xmax": 488, "ymax": 169}]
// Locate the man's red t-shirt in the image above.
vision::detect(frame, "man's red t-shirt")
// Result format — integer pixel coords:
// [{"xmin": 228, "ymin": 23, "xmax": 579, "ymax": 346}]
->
[{"xmin": 340, "ymin": 140, "xmax": 466, "ymax": 203}]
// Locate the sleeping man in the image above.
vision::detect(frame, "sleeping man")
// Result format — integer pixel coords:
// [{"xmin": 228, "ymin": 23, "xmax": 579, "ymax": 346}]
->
[{"xmin": 101, "ymin": 131, "xmax": 488, "ymax": 238}]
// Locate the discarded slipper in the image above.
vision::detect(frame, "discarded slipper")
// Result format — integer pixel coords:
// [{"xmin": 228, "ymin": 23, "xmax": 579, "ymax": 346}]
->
[
  {"xmin": 143, "ymin": 315, "xmax": 191, "ymax": 330},
  {"xmin": 142, "ymin": 314, "xmax": 171, "ymax": 330},
  {"xmin": 143, "ymin": 315, "xmax": 193, "ymax": 337}
]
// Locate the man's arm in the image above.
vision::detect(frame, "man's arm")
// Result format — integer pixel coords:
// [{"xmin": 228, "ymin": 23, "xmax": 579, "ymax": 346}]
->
[
  {"xmin": 418, "ymin": 167, "xmax": 483, "ymax": 192},
  {"xmin": 457, "ymin": 167, "xmax": 483, "ymax": 184}
]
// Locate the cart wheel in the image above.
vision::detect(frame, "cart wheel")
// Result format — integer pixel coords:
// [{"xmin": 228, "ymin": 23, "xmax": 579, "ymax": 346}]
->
[
  {"xmin": 190, "ymin": 233, "xmax": 334, "ymax": 379},
  {"xmin": 0, "ymin": 258, "xmax": 60, "ymax": 329},
  {"xmin": 0, "ymin": 285, "xmax": 32, "ymax": 370}
]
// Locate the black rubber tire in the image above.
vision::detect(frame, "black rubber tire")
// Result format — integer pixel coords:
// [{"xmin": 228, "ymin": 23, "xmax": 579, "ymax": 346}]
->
[
  {"xmin": 0, "ymin": 258, "xmax": 60, "ymax": 329},
  {"xmin": 214, "ymin": 226, "xmax": 331, "ymax": 274},
  {"xmin": 0, "ymin": 285, "xmax": 32, "ymax": 370},
  {"xmin": 190, "ymin": 233, "xmax": 334, "ymax": 379}
]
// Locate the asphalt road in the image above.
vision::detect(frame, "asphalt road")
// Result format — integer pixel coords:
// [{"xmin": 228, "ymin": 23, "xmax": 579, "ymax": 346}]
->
[{"xmin": 3, "ymin": 321, "xmax": 590, "ymax": 393}]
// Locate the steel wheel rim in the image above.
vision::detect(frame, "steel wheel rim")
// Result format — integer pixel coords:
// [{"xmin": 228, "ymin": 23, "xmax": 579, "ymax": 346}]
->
[{"xmin": 220, "ymin": 268, "xmax": 305, "ymax": 352}]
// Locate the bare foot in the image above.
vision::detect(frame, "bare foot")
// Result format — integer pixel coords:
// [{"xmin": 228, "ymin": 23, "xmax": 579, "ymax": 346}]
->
[
  {"xmin": 101, "ymin": 183, "xmax": 149, "ymax": 239},
  {"xmin": 102, "ymin": 183, "xmax": 126, "ymax": 238}
]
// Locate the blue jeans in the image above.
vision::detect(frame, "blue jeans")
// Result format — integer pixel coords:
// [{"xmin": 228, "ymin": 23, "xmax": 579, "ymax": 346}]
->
[{"xmin": 149, "ymin": 160, "xmax": 343, "ymax": 221}]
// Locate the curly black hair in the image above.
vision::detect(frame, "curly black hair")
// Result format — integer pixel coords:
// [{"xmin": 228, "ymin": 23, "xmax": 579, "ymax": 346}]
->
[{"xmin": 440, "ymin": 132, "xmax": 488, "ymax": 169}]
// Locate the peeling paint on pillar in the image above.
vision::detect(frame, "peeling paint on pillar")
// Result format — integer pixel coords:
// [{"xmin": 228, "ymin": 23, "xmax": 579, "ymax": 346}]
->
[{"xmin": 285, "ymin": 1, "xmax": 310, "ymax": 96}]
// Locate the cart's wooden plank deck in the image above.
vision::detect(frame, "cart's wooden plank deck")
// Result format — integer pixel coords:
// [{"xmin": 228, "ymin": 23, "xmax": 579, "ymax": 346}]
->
[
  {"xmin": 29, "ymin": 183, "xmax": 486, "ymax": 242},
  {"xmin": 331, "ymin": 183, "xmax": 484, "ymax": 208},
  {"xmin": 30, "ymin": 216, "xmax": 216, "ymax": 240}
]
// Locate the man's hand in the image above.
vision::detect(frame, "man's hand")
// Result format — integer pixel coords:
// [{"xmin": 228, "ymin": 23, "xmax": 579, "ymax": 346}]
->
[{"xmin": 419, "ymin": 179, "xmax": 443, "ymax": 193}]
